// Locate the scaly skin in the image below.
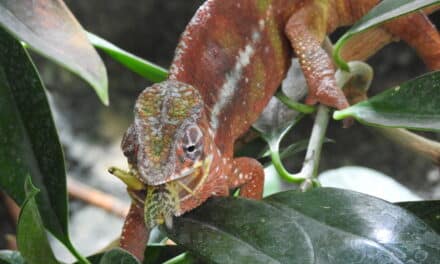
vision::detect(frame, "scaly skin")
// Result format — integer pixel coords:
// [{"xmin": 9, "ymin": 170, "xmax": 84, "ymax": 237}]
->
[{"xmin": 117, "ymin": 0, "xmax": 440, "ymax": 260}]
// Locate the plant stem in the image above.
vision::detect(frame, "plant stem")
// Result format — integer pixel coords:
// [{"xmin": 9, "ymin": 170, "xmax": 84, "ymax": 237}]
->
[
  {"xmin": 275, "ymin": 90, "xmax": 316, "ymax": 114},
  {"xmin": 162, "ymin": 252, "xmax": 193, "ymax": 264},
  {"xmin": 268, "ymin": 105, "xmax": 329, "ymax": 186},
  {"xmin": 297, "ymin": 105, "xmax": 330, "ymax": 191},
  {"xmin": 65, "ymin": 240, "xmax": 91, "ymax": 264}
]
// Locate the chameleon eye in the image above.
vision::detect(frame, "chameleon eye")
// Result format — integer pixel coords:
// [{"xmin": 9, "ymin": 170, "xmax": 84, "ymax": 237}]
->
[
  {"xmin": 182, "ymin": 125, "xmax": 203, "ymax": 160},
  {"xmin": 185, "ymin": 145, "xmax": 196, "ymax": 153}
]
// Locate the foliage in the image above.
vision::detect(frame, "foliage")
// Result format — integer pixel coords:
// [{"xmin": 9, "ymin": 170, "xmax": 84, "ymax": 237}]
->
[{"xmin": 0, "ymin": 0, "xmax": 439, "ymax": 264}]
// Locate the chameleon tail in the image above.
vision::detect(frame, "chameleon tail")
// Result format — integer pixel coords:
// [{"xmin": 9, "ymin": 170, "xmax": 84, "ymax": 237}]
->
[
  {"xmin": 120, "ymin": 202, "xmax": 149, "ymax": 261},
  {"xmin": 384, "ymin": 11, "xmax": 440, "ymax": 71}
]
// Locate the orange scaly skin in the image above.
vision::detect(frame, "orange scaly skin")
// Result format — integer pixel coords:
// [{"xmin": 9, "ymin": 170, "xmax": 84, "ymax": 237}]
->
[{"xmin": 119, "ymin": 0, "xmax": 440, "ymax": 260}]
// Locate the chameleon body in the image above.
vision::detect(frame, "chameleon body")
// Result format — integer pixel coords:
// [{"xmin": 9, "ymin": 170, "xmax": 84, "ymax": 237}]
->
[{"xmin": 117, "ymin": 0, "xmax": 440, "ymax": 260}]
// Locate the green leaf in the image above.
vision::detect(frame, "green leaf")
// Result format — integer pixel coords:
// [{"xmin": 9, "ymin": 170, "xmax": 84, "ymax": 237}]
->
[
  {"xmin": 144, "ymin": 245, "xmax": 186, "ymax": 264},
  {"xmin": 17, "ymin": 178, "xmax": 59, "ymax": 264},
  {"xmin": 98, "ymin": 248, "xmax": 139, "ymax": 264},
  {"xmin": 84, "ymin": 246, "xmax": 187, "ymax": 264},
  {"xmin": 0, "ymin": 0, "xmax": 108, "ymax": 104},
  {"xmin": 0, "ymin": 26, "xmax": 68, "ymax": 241},
  {"xmin": 0, "ymin": 251, "xmax": 25, "ymax": 264},
  {"xmin": 333, "ymin": 71, "xmax": 440, "ymax": 131},
  {"xmin": 333, "ymin": 0, "xmax": 440, "ymax": 70},
  {"xmin": 87, "ymin": 32, "xmax": 168, "ymax": 83},
  {"xmin": 397, "ymin": 200, "xmax": 440, "ymax": 234},
  {"xmin": 161, "ymin": 253, "xmax": 197, "ymax": 264},
  {"xmin": 166, "ymin": 188, "xmax": 440, "ymax": 263},
  {"xmin": 0, "ymin": 28, "xmax": 87, "ymax": 263}
]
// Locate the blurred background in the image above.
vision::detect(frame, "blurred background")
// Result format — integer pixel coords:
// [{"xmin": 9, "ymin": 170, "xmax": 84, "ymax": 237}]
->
[{"xmin": 1, "ymin": 0, "xmax": 439, "ymax": 261}]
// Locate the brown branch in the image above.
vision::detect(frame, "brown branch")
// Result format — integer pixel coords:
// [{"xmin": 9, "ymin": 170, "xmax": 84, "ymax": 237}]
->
[
  {"xmin": 375, "ymin": 127, "xmax": 440, "ymax": 164},
  {"xmin": 1, "ymin": 192, "xmax": 20, "ymax": 226},
  {"xmin": 5, "ymin": 234, "xmax": 17, "ymax": 250},
  {"xmin": 67, "ymin": 177, "xmax": 130, "ymax": 218}
]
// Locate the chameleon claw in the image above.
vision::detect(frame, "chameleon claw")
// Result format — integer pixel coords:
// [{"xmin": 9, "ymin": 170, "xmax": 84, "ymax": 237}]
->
[{"xmin": 108, "ymin": 166, "xmax": 144, "ymax": 191}]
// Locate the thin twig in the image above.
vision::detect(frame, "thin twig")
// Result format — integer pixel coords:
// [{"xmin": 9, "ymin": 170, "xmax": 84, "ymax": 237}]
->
[
  {"xmin": 5, "ymin": 234, "xmax": 17, "ymax": 250},
  {"xmin": 1, "ymin": 192, "xmax": 20, "ymax": 225},
  {"xmin": 375, "ymin": 127, "xmax": 440, "ymax": 164},
  {"xmin": 67, "ymin": 177, "xmax": 129, "ymax": 218}
]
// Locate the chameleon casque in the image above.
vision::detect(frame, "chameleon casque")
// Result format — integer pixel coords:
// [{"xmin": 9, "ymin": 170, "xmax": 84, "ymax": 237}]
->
[{"xmin": 113, "ymin": 0, "xmax": 440, "ymax": 260}]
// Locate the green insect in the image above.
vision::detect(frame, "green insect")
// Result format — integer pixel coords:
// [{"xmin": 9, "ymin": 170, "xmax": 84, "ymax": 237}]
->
[{"xmin": 144, "ymin": 183, "xmax": 180, "ymax": 229}]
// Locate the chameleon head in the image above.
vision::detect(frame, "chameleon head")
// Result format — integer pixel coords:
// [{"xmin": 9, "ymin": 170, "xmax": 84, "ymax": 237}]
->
[{"xmin": 121, "ymin": 80, "xmax": 215, "ymax": 226}]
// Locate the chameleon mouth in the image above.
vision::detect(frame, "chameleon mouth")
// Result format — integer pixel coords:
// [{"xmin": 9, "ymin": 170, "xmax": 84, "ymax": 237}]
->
[
  {"xmin": 174, "ymin": 154, "xmax": 213, "ymax": 202},
  {"xmin": 143, "ymin": 154, "xmax": 213, "ymax": 228}
]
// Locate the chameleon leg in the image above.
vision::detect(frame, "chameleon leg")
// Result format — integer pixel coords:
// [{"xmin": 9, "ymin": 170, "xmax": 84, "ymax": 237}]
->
[
  {"xmin": 229, "ymin": 157, "xmax": 264, "ymax": 199},
  {"xmin": 284, "ymin": 1, "xmax": 350, "ymax": 110},
  {"xmin": 120, "ymin": 202, "xmax": 149, "ymax": 262}
]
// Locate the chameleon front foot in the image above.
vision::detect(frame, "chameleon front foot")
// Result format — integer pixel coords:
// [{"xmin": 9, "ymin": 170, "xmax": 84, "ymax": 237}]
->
[
  {"xmin": 120, "ymin": 203, "xmax": 149, "ymax": 262},
  {"xmin": 229, "ymin": 157, "xmax": 264, "ymax": 199}
]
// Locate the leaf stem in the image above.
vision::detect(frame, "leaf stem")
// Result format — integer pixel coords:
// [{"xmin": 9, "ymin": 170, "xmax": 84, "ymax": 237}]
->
[
  {"xmin": 162, "ymin": 252, "xmax": 193, "ymax": 264},
  {"xmin": 275, "ymin": 90, "xmax": 316, "ymax": 114},
  {"xmin": 64, "ymin": 240, "xmax": 91, "ymax": 264},
  {"xmin": 267, "ymin": 105, "xmax": 329, "ymax": 187},
  {"xmin": 269, "ymin": 146, "xmax": 305, "ymax": 184}
]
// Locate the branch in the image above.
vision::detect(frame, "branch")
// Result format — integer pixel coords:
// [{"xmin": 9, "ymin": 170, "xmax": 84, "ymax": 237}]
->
[
  {"xmin": 67, "ymin": 177, "xmax": 129, "ymax": 218},
  {"xmin": 375, "ymin": 127, "xmax": 440, "ymax": 164}
]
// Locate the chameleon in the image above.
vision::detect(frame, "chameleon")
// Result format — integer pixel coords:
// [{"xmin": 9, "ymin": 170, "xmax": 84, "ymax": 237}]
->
[{"xmin": 111, "ymin": 0, "xmax": 440, "ymax": 260}]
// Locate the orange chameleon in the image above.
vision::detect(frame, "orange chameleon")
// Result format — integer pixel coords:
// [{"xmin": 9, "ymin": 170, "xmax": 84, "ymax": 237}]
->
[{"xmin": 109, "ymin": 0, "xmax": 440, "ymax": 260}]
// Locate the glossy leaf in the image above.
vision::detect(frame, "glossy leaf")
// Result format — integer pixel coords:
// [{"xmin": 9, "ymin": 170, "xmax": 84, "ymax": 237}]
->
[
  {"xmin": 397, "ymin": 200, "xmax": 440, "ymax": 233},
  {"xmin": 333, "ymin": 0, "xmax": 440, "ymax": 70},
  {"xmin": 88, "ymin": 32, "xmax": 168, "ymax": 83},
  {"xmin": 144, "ymin": 245, "xmax": 186, "ymax": 264},
  {"xmin": 333, "ymin": 71, "xmax": 440, "ymax": 131},
  {"xmin": 166, "ymin": 188, "xmax": 440, "ymax": 263},
  {"xmin": 84, "ymin": 246, "xmax": 187, "ymax": 264},
  {"xmin": 161, "ymin": 253, "xmax": 197, "ymax": 264},
  {"xmin": 17, "ymin": 179, "xmax": 59, "ymax": 264},
  {"xmin": 0, "ymin": 27, "xmax": 86, "ymax": 262},
  {"xmin": 0, "ymin": 0, "xmax": 108, "ymax": 104},
  {"xmin": 0, "ymin": 251, "xmax": 25, "ymax": 264},
  {"xmin": 98, "ymin": 248, "xmax": 139, "ymax": 264}
]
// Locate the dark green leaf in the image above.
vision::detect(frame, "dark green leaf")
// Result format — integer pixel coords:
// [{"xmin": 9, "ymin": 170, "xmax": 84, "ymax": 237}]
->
[
  {"xmin": 161, "ymin": 253, "xmax": 198, "ymax": 264},
  {"xmin": 0, "ymin": 250, "xmax": 25, "ymax": 264},
  {"xmin": 0, "ymin": 0, "xmax": 108, "ymax": 104},
  {"xmin": 333, "ymin": 71, "xmax": 440, "ymax": 131},
  {"xmin": 87, "ymin": 32, "xmax": 168, "ymax": 83},
  {"xmin": 144, "ymin": 245, "xmax": 186, "ymax": 264},
  {"xmin": 333, "ymin": 0, "xmax": 440, "ymax": 70},
  {"xmin": 397, "ymin": 200, "xmax": 440, "ymax": 233},
  {"xmin": 99, "ymin": 248, "xmax": 139, "ymax": 264},
  {"xmin": 17, "ymin": 178, "xmax": 59, "ymax": 264},
  {"xmin": 0, "ymin": 27, "xmax": 74, "ymax": 250},
  {"xmin": 85, "ymin": 246, "xmax": 188, "ymax": 264},
  {"xmin": 166, "ymin": 188, "xmax": 440, "ymax": 264}
]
